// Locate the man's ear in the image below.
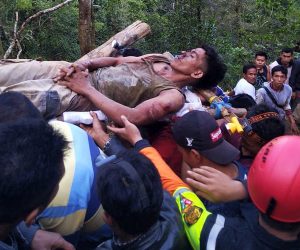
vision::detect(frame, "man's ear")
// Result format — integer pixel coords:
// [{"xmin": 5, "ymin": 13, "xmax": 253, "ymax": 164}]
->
[
  {"xmin": 191, "ymin": 70, "xmax": 203, "ymax": 79},
  {"xmin": 190, "ymin": 149, "xmax": 202, "ymax": 163},
  {"xmin": 24, "ymin": 208, "xmax": 40, "ymax": 226}
]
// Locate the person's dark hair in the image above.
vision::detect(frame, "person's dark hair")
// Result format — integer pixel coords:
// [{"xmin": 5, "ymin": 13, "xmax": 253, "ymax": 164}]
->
[
  {"xmin": 246, "ymin": 104, "xmax": 285, "ymax": 142},
  {"xmin": 255, "ymin": 51, "xmax": 268, "ymax": 60},
  {"xmin": 242, "ymin": 63, "xmax": 256, "ymax": 74},
  {"xmin": 229, "ymin": 94, "xmax": 256, "ymax": 110},
  {"xmin": 0, "ymin": 119, "xmax": 67, "ymax": 223},
  {"xmin": 115, "ymin": 47, "xmax": 143, "ymax": 57},
  {"xmin": 281, "ymin": 47, "xmax": 294, "ymax": 55},
  {"xmin": 261, "ymin": 213, "xmax": 300, "ymax": 232},
  {"xmin": 0, "ymin": 92, "xmax": 43, "ymax": 123},
  {"xmin": 194, "ymin": 44, "xmax": 227, "ymax": 90},
  {"xmin": 97, "ymin": 150, "xmax": 163, "ymax": 235},
  {"xmin": 271, "ymin": 65, "xmax": 288, "ymax": 76}
]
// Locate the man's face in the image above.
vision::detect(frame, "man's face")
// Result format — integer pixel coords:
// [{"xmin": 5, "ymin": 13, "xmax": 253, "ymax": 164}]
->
[
  {"xmin": 243, "ymin": 68, "xmax": 257, "ymax": 84},
  {"xmin": 255, "ymin": 56, "xmax": 266, "ymax": 69},
  {"xmin": 272, "ymin": 71, "xmax": 286, "ymax": 89},
  {"xmin": 170, "ymin": 48, "xmax": 206, "ymax": 78},
  {"xmin": 280, "ymin": 52, "xmax": 293, "ymax": 66},
  {"xmin": 177, "ymin": 145, "xmax": 199, "ymax": 169}
]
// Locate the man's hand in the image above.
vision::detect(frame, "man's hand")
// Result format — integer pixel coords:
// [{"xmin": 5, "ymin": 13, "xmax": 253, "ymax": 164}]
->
[
  {"xmin": 58, "ymin": 65, "xmax": 94, "ymax": 96},
  {"xmin": 53, "ymin": 61, "xmax": 89, "ymax": 82},
  {"xmin": 287, "ymin": 113, "xmax": 300, "ymax": 135},
  {"xmin": 107, "ymin": 115, "xmax": 142, "ymax": 145},
  {"xmin": 290, "ymin": 120, "xmax": 300, "ymax": 135},
  {"xmin": 31, "ymin": 230, "xmax": 75, "ymax": 250},
  {"xmin": 80, "ymin": 111, "xmax": 109, "ymax": 148},
  {"xmin": 186, "ymin": 166, "xmax": 247, "ymax": 203}
]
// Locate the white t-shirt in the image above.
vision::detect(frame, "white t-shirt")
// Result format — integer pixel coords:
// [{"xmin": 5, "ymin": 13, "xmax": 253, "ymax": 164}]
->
[
  {"xmin": 176, "ymin": 88, "xmax": 205, "ymax": 117},
  {"xmin": 234, "ymin": 78, "xmax": 256, "ymax": 100}
]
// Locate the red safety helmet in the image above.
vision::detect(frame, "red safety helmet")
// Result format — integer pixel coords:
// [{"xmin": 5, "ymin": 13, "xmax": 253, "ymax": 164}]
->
[{"xmin": 248, "ymin": 135, "xmax": 300, "ymax": 223}]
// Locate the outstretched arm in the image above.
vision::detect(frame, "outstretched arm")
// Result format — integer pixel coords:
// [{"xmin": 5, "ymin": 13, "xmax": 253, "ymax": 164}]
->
[
  {"xmin": 85, "ymin": 87, "xmax": 184, "ymax": 125},
  {"xmin": 59, "ymin": 68, "xmax": 184, "ymax": 125},
  {"xmin": 107, "ymin": 115, "xmax": 189, "ymax": 194},
  {"xmin": 107, "ymin": 116, "xmax": 211, "ymax": 250},
  {"xmin": 54, "ymin": 56, "xmax": 144, "ymax": 82},
  {"xmin": 83, "ymin": 56, "xmax": 146, "ymax": 71}
]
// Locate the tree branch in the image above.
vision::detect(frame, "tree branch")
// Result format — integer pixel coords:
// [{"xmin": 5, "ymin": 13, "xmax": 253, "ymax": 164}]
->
[
  {"xmin": 16, "ymin": 39, "xmax": 22, "ymax": 59},
  {"xmin": 3, "ymin": 12, "xmax": 19, "ymax": 59},
  {"xmin": 3, "ymin": 0, "xmax": 74, "ymax": 59},
  {"xmin": 17, "ymin": 0, "xmax": 74, "ymax": 37}
]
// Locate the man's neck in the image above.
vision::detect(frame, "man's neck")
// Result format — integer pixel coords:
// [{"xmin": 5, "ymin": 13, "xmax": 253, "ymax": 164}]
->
[
  {"xmin": 113, "ymin": 233, "xmax": 142, "ymax": 248},
  {"xmin": 241, "ymin": 146, "xmax": 253, "ymax": 158},
  {"xmin": 113, "ymin": 227, "xmax": 140, "ymax": 245},
  {"xmin": 243, "ymin": 78, "xmax": 253, "ymax": 85},
  {"xmin": 257, "ymin": 66, "xmax": 264, "ymax": 73},
  {"xmin": 169, "ymin": 75, "xmax": 197, "ymax": 89},
  {"xmin": 259, "ymin": 215, "xmax": 300, "ymax": 241},
  {"xmin": 152, "ymin": 61, "xmax": 195, "ymax": 88},
  {"xmin": 202, "ymin": 159, "xmax": 238, "ymax": 179},
  {"xmin": 216, "ymin": 163, "xmax": 238, "ymax": 179},
  {"xmin": 270, "ymin": 82, "xmax": 283, "ymax": 92},
  {"xmin": 278, "ymin": 58, "xmax": 292, "ymax": 68}
]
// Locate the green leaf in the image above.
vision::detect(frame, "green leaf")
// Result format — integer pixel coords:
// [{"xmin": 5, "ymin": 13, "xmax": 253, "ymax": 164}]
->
[{"xmin": 16, "ymin": 0, "xmax": 32, "ymax": 10}]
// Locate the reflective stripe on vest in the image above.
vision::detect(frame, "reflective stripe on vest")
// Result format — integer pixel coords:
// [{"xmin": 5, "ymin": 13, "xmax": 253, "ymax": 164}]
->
[{"xmin": 207, "ymin": 214, "xmax": 225, "ymax": 250}]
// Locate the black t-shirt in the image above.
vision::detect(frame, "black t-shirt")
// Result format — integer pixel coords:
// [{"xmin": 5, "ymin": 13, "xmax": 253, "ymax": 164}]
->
[{"xmin": 255, "ymin": 65, "xmax": 268, "ymax": 90}]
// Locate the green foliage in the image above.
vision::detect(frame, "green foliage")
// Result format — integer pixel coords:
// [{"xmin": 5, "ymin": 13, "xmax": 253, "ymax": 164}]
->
[
  {"xmin": 1, "ymin": 0, "xmax": 300, "ymax": 85},
  {"xmin": 21, "ymin": 2, "xmax": 80, "ymax": 60},
  {"xmin": 1, "ymin": 0, "xmax": 79, "ymax": 60},
  {"xmin": 16, "ymin": 0, "xmax": 32, "ymax": 10},
  {"xmin": 222, "ymin": 47, "xmax": 253, "ymax": 90}
]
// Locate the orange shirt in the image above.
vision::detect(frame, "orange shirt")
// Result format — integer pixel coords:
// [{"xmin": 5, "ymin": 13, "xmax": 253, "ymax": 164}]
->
[{"xmin": 140, "ymin": 146, "xmax": 189, "ymax": 195}]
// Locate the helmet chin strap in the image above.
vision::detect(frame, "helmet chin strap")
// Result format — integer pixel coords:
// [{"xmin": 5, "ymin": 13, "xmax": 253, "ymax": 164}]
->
[{"xmin": 266, "ymin": 198, "xmax": 277, "ymax": 217}]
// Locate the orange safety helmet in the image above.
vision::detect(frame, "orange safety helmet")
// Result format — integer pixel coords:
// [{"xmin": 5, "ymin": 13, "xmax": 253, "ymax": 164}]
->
[{"xmin": 248, "ymin": 135, "xmax": 300, "ymax": 223}]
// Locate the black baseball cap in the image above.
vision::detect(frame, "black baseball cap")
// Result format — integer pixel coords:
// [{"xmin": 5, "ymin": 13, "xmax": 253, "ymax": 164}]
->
[{"xmin": 172, "ymin": 110, "xmax": 240, "ymax": 165}]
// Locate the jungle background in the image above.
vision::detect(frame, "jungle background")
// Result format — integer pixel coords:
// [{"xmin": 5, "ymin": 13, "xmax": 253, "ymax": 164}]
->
[{"xmin": 1, "ymin": 0, "xmax": 300, "ymax": 89}]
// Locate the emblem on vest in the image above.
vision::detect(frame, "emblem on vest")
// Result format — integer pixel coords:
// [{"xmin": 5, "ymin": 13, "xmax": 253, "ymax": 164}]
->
[{"xmin": 179, "ymin": 194, "xmax": 203, "ymax": 226}]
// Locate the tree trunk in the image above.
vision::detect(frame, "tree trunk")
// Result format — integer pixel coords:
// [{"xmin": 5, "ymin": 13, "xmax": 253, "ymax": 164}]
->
[
  {"xmin": 78, "ymin": 0, "xmax": 93, "ymax": 56},
  {"xmin": 77, "ymin": 20, "xmax": 151, "ymax": 62}
]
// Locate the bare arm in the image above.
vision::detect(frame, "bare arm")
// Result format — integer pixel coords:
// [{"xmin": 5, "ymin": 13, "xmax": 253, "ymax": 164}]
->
[
  {"xmin": 286, "ymin": 111, "xmax": 299, "ymax": 135},
  {"xmin": 59, "ymin": 68, "xmax": 184, "ymax": 125},
  {"xmin": 31, "ymin": 230, "xmax": 75, "ymax": 250},
  {"xmin": 85, "ymin": 88, "xmax": 184, "ymax": 125},
  {"xmin": 107, "ymin": 115, "xmax": 189, "ymax": 195},
  {"xmin": 86, "ymin": 56, "xmax": 146, "ymax": 70},
  {"xmin": 79, "ymin": 53, "xmax": 164, "ymax": 71},
  {"xmin": 54, "ymin": 56, "xmax": 146, "ymax": 82},
  {"xmin": 85, "ymin": 53, "xmax": 167, "ymax": 70}
]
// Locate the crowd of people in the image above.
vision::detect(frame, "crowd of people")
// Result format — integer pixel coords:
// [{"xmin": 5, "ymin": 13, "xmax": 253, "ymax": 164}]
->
[
  {"xmin": 231, "ymin": 48, "xmax": 300, "ymax": 134},
  {"xmin": 0, "ymin": 44, "xmax": 300, "ymax": 250}
]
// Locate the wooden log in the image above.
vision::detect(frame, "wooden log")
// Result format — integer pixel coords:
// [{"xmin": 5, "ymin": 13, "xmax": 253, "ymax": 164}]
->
[{"xmin": 76, "ymin": 20, "xmax": 150, "ymax": 62}]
